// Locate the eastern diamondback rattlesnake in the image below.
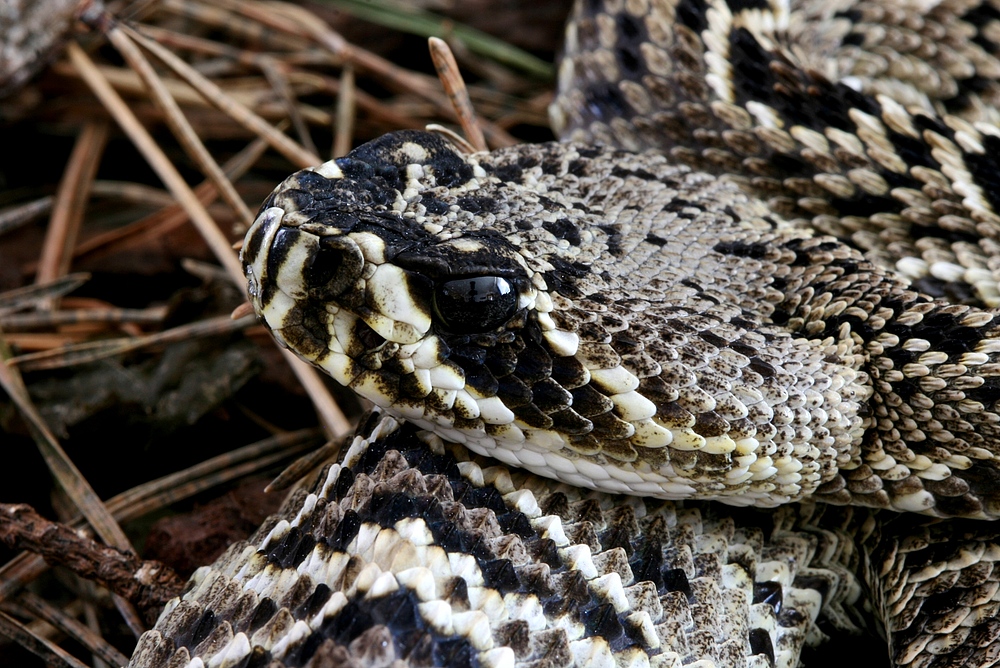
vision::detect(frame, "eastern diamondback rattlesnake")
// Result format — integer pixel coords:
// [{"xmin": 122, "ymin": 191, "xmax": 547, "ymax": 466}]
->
[{"xmin": 129, "ymin": 0, "xmax": 1000, "ymax": 666}]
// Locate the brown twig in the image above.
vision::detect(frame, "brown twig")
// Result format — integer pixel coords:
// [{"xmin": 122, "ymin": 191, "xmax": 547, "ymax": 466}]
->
[
  {"xmin": 0, "ymin": 504, "xmax": 185, "ymax": 625},
  {"xmin": 0, "ymin": 428, "xmax": 323, "ymax": 602},
  {"xmin": 36, "ymin": 122, "xmax": 109, "ymax": 293},
  {"xmin": 429, "ymin": 37, "xmax": 487, "ymax": 152}
]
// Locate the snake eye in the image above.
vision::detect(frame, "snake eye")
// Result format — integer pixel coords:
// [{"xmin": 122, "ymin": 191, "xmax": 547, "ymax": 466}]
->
[{"xmin": 433, "ymin": 276, "xmax": 518, "ymax": 333}]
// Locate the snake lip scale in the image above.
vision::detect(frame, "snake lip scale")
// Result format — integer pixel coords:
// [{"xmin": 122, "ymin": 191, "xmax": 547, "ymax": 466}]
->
[{"xmin": 130, "ymin": 0, "xmax": 1000, "ymax": 666}]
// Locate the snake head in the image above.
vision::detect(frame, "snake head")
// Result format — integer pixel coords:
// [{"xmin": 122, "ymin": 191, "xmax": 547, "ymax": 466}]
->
[
  {"xmin": 241, "ymin": 130, "xmax": 679, "ymax": 490},
  {"xmin": 242, "ymin": 131, "xmax": 565, "ymax": 449}
]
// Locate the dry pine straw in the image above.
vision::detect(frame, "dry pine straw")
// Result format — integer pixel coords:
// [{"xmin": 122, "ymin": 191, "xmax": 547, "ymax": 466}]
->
[{"xmin": 0, "ymin": 0, "xmax": 559, "ymax": 664}]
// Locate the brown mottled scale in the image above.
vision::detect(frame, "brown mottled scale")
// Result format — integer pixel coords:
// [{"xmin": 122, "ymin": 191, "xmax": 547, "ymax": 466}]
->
[{"xmin": 552, "ymin": 0, "xmax": 1000, "ymax": 307}]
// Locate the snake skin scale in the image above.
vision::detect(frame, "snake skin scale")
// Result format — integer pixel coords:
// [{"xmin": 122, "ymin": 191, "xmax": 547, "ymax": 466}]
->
[{"xmin": 128, "ymin": 0, "xmax": 1000, "ymax": 666}]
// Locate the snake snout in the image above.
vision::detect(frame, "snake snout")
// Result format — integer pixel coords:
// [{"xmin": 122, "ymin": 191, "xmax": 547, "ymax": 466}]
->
[{"xmin": 247, "ymin": 216, "xmax": 365, "ymax": 306}]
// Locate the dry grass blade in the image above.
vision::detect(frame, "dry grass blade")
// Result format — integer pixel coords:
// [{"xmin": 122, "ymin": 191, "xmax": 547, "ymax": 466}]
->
[
  {"xmin": 36, "ymin": 122, "xmax": 109, "ymax": 288},
  {"xmin": 48, "ymin": 60, "xmax": 207, "ymax": 107},
  {"xmin": 111, "ymin": 428, "xmax": 324, "ymax": 518},
  {"xmin": 72, "ymin": 131, "xmax": 274, "ymax": 264},
  {"xmin": 0, "ymin": 197, "xmax": 53, "ymax": 237},
  {"xmin": 111, "ymin": 594, "xmax": 146, "ymax": 639},
  {"xmin": 429, "ymin": 37, "xmax": 487, "ymax": 152},
  {"xmin": 130, "ymin": 24, "xmax": 256, "ymax": 67},
  {"xmin": 67, "ymin": 41, "xmax": 244, "ymax": 284},
  {"xmin": 79, "ymin": 592, "xmax": 111, "ymax": 668},
  {"xmin": 231, "ymin": 0, "xmax": 520, "ymax": 147},
  {"xmin": 107, "ymin": 24, "xmax": 255, "ymax": 230},
  {"xmin": 265, "ymin": 439, "xmax": 340, "ymax": 492},
  {"xmin": 0, "ymin": 428, "xmax": 323, "ymax": 603},
  {"xmin": 230, "ymin": 301, "xmax": 254, "ymax": 320},
  {"xmin": 0, "ymin": 612, "xmax": 90, "ymax": 668},
  {"xmin": 0, "ymin": 274, "xmax": 91, "ymax": 317},
  {"xmin": 90, "ymin": 181, "xmax": 176, "ymax": 207},
  {"xmin": 282, "ymin": 346, "xmax": 353, "ymax": 437},
  {"xmin": 259, "ymin": 55, "xmax": 320, "ymax": 160},
  {"xmin": 18, "ymin": 592, "xmax": 130, "ymax": 667},
  {"xmin": 0, "ymin": 305, "xmax": 168, "ymax": 332},
  {"xmin": 7, "ymin": 313, "xmax": 255, "ymax": 371},
  {"xmin": 333, "ymin": 65, "xmax": 356, "ymax": 157},
  {"xmin": 0, "ymin": 340, "xmax": 133, "ymax": 554},
  {"xmin": 286, "ymin": 67, "xmax": 422, "ymax": 131},
  {"xmin": 125, "ymin": 24, "xmax": 321, "ymax": 168}
]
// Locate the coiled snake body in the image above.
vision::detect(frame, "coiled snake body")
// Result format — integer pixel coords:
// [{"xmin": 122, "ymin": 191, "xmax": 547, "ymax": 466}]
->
[{"xmin": 129, "ymin": 1, "xmax": 1000, "ymax": 666}]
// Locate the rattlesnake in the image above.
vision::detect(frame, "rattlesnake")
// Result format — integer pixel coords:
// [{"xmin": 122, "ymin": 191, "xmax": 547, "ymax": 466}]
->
[{"xmin": 128, "ymin": 0, "xmax": 1000, "ymax": 666}]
